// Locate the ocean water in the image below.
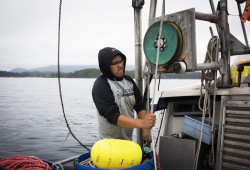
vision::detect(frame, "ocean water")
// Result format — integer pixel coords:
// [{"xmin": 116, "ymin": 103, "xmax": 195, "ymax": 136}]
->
[{"xmin": 0, "ymin": 77, "xmax": 200, "ymax": 168}]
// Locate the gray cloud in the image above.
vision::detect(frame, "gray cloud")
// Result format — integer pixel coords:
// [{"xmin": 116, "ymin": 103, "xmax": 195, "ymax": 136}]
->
[{"xmin": 0, "ymin": 0, "xmax": 248, "ymax": 71}]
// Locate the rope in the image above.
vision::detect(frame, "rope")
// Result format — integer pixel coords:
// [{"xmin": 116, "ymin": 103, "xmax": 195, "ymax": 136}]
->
[
  {"xmin": 208, "ymin": 37, "xmax": 219, "ymax": 167},
  {"xmin": 79, "ymin": 158, "xmax": 96, "ymax": 167},
  {"xmin": 194, "ymin": 91, "xmax": 209, "ymax": 170},
  {"xmin": 148, "ymin": 0, "xmax": 165, "ymax": 169},
  {"xmin": 52, "ymin": 162, "xmax": 64, "ymax": 170},
  {"xmin": 193, "ymin": 36, "xmax": 219, "ymax": 170},
  {"xmin": 154, "ymin": 109, "xmax": 165, "ymax": 147},
  {"xmin": 0, "ymin": 156, "xmax": 53, "ymax": 170},
  {"xmin": 200, "ymin": 36, "xmax": 219, "ymax": 92},
  {"xmin": 57, "ymin": 0, "xmax": 90, "ymax": 151}
]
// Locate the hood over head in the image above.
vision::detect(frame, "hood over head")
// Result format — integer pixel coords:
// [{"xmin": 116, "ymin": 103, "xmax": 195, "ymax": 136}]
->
[{"xmin": 98, "ymin": 47, "xmax": 126, "ymax": 80}]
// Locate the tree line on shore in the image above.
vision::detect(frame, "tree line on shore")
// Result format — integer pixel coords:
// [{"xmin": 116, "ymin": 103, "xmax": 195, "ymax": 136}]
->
[{"xmin": 0, "ymin": 68, "xmax": 201, "ymax": 79}]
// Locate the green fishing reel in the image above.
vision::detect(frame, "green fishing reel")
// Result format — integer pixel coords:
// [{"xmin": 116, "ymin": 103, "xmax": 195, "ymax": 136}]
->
[{"xmin": 143, "ymin": 21, "xmax": 183, "ymax": 66}]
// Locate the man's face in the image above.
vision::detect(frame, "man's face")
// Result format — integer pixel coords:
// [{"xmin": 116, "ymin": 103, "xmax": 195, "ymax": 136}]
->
[{"xmin": 110, "ymin": 55, "xmax": 124, "ymax": 78}]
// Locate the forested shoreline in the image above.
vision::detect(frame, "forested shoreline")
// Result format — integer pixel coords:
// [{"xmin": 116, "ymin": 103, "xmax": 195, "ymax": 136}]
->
[{"xmin": 0, "ymin": 68, "xmax": 201, "ymax": 79}]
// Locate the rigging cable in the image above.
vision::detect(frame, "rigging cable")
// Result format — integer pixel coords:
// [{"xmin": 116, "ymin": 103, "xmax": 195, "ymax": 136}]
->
[
  {"xmin": 57, "ymin": 0, "xmax": 90, "ymax": 152},
  {"xmin": 148, "ymin": 0, "xmax": 166, "ymax": 169}
]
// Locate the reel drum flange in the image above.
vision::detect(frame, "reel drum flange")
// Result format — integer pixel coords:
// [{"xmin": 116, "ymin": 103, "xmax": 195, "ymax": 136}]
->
[{"xmin": 143, "ymin": 21, "xmax": 183, "ymax": 66}]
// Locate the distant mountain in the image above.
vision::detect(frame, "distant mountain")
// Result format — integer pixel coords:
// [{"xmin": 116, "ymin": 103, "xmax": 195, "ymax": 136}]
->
[
  {"xmin": 10, "ymin": 68, "xmax": 28, "ymax": 73},
  {"xmin": 10, "ymin": 64, "xmax": 135, "ymax": 73},
  {"xmin": 10, "ymin": 65, "xmax": 98, "ymax": 73},
  {"xmin": 2, "ymin": 66, "xmax": 201, "ymax": 79}
]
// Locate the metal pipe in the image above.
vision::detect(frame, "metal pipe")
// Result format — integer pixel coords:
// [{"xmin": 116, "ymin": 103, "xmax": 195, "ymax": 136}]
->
[
  {"xmin": 133, "ymin": 0, "xmax": 144, "ymax": 94},
  {"xmin": 195, "ymin": 12, "xmax": 219, "ymax": 23},
  {"xmin": 144, "ymin": 0, "xmax": 158, "ymax": 106},
  {"xmin": 237, "ymin": 64, "xmax": 244, "ymax": 87},
  {"xmin": 231, "ymin": 48, "xmax": 250, "ymax": 55},
  {"xmin": 218, "ymin": 0, "xmax": 232, "ymax": 87},
  {"xmin": 53, "ymin": 155, "xmax": 79, "ymax": 165},
  {"xmin": 237, "ymin": 2, "xmax": 249, "ymax": 47},
  {"xmin": 196, "ymin": 62, "xmax": 220, "ymax": 71},
  {"xmin": 209, "ymin": 0, "xmax": 216, "ymax": 14},
  {"xmin": 132, "ymin": 0, "xmax": 144, "ymax": 147},
  {"xmin": 149, "ymin": 0, "xmax": 157, "ymax": 20},
  {"xmin": 209, "ymin": 0, "xmax": 220, "ymax": 32}
]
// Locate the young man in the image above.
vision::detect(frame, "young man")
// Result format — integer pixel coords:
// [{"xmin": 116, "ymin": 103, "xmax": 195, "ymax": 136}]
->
[{"xmin": 92, "ymin": 47, "xmax": 156, "ymax": 142}]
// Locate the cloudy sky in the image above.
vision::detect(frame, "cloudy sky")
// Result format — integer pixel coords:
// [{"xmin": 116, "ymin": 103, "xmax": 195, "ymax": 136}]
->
[{"xmin": 0, "ymin": 0, "xmax": 248, "ymax": 71}]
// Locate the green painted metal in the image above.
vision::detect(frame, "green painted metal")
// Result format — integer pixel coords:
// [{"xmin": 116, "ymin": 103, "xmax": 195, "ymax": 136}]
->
[{"xmin": 143, "ymin": 21, "xmax": 182, "ymax": 65}]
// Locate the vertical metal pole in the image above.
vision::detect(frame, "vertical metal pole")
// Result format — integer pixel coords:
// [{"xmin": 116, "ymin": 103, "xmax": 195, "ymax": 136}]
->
[
  {"xmin": 145, "ymin": 0, "xmax": 158, "ymax": 111},
  {"xmin": 219, "ymin": 0, "xmax": 232, "ymax": 87},
  {"xmin": 146, "ymin": 0, "xmax": 158, "ymax": 82},
  {"xmin": 209, "ymin": 0, "xmax": 220, "ymax": 33},
  {"xmin": 132, "ymin": 0, "xmax": 144, "ymax": 146},
  {"xmin": 149, "ymin": 0, "xmax": 157, "ymax": 20},
  {"xmin": 237, "ymin": 2, "xmax": 249, "ymax": 47},
  {"xmin": 133, "ymin": 0, "xmax": 144, "ymax": 94}
]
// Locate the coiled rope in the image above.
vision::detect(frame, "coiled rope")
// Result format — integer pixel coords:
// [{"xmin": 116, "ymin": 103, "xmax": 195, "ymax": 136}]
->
[
  {"xmin": 57, "ymin": 0, "xmax": 90, "ymax": 151},
  {"xmin": 193, "ymin": 35, "xmax": 219, "ymax": 170},
  {"xmin": 0, "ymin": 156, "xmax": 53, "ymax": 170}
]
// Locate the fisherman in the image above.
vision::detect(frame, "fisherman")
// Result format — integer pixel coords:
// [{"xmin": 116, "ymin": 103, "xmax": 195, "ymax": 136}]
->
[{"xmin": 92, "ymin": 47, "xmax": 156, "ymax": 142}]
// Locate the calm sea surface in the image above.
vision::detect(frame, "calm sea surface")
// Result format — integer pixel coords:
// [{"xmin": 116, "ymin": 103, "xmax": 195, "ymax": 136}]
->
[{"xmin": 0, "ymin": 77, "xmax": 200, "ymax": 168}]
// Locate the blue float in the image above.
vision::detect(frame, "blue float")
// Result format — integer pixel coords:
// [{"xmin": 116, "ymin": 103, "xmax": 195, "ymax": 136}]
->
[
  {"xmin": 75, "ymin": 152, "xmax": 154, "ymax": 170},
  {"xmin": 43, "ymin": 160, "xmax": 59, "ymax": 170}
]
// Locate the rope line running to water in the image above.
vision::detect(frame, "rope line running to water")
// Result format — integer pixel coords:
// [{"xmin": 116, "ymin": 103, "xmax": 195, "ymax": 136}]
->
[{"xmin": 57, "ymin": 0, "xmax": 90, "ymax": 152}]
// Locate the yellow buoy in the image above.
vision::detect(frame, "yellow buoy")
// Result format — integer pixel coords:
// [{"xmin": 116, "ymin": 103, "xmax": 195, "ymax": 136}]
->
[
  {"xmin": 90, "ymin": 139, "xmax": 142, "ymax": 169},
  {"xmin": 231, "ymin": 56, "xmax": 250, "ymax": 86}
]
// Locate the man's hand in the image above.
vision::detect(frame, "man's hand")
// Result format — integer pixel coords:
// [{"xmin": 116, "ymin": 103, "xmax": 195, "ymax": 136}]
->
[
  {"xmin": 117, "ymin": 111, "xmax": 156, "ymax": 129},
  {"xmin": 141, "ymin": 112, "xmax": 156, "ymax": 129},
  {"xmin": 142, "ymin": 128, "xmax": 152, "ymax": 143}
]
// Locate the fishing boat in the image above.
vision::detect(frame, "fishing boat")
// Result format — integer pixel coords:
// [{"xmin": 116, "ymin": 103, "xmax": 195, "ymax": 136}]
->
[
  {"xmin": 138, "ymin": 0, "xmax": 250, "ymax": 170},
  {"xmin": 64, "ymin": 0, "xmax": 250, "ymax": 169},
  {"xmin": 1, "ymin": 0, "xmax": 249, "ymax": 170}
]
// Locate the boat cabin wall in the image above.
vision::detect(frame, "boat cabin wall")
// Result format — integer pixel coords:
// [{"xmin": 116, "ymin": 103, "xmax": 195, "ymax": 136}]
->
[{"xmin": 156, "ymin": 95, "xmax": 221, "ymax": 138}]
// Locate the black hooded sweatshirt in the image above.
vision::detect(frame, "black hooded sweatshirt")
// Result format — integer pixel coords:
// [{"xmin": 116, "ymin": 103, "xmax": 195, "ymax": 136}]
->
[{"xmin": 92, "ymin": 47, "xmax": 146, "ymax": 140}]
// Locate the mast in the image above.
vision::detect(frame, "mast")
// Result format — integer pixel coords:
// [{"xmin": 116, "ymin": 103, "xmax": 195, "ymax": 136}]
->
[
  {"xmin": 132, "ymin": 0, "xmax": 144, "ymax": 146},
  {"xmin": 149, "ymin": 0, "xmax": 157, "ymax": 20},
  {"xmin": 218, "ymin": 0, "xmax": 232, "ymax": 87},
  {"xmin": 132, "ymin": 0, "xmax": 144, "ymax": 93}
]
